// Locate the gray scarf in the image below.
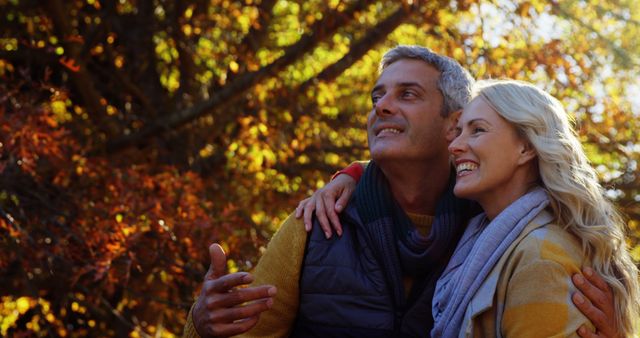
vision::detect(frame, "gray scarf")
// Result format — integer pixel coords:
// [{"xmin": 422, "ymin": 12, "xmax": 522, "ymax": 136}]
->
[
  {"xmin": 354, "ymin": 161, "xmax": 480, "ymax": 335},
  {"xmin": 431, "ymin": 187, "xmax": 549, "ymax": 337}
]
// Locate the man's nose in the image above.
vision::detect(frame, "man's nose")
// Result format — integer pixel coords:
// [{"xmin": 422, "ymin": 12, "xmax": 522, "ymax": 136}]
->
[{"xmin": 374, "ymin": 94, "xmax": 395, "ymax": 116}]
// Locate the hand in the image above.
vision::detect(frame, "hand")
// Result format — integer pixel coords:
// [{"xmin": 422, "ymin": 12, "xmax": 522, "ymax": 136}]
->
[
  {"xmin": 294, "ymin": 173, "xmax": 357, "ymax": 238},
  {"xmin": 192, "ymin": 244, "xmax": 277, "ymax": 338},
  {"xmin": 572, "ymin": 267, "xmax": 620, "ymax": 338}
]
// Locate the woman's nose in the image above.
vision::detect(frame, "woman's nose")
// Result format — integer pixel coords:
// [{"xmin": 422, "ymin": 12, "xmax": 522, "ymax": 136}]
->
[{"xmin": 448, "ymin": 133, "xmax": 467, "ymax": 155}]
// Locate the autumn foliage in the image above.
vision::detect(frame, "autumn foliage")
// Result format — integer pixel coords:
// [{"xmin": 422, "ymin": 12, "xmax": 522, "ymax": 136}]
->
[{"xmin": 1, "ymin": 0, "xmax": 639, "ymax": 336}]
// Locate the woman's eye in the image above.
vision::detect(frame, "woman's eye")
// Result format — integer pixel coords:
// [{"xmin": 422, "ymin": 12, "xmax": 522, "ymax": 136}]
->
[{"xmin": 473, "ymin": 127, "xmax": 486, "ymax": 133}]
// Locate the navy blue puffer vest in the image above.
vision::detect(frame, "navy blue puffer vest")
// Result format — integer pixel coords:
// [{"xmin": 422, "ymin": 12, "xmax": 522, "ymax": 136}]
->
[{"xmin": 289, "ymin": 203, "xmax": 433, "ymax": 337}]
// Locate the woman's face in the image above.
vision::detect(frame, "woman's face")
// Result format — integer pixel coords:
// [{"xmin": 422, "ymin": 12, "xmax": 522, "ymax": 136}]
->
[{"xmin": 449, "ymin": 97, "xmax": 536, "ymax": 216}]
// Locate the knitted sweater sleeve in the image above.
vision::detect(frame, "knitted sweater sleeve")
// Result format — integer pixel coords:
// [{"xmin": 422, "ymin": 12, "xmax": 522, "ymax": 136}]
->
[
  {"xmin": 182, "ymin": 213, "xmax": 308, "ymax": 338},
  {"xmin": 332, "ymin": 160, "xmax": 369, "ymax": 181}
]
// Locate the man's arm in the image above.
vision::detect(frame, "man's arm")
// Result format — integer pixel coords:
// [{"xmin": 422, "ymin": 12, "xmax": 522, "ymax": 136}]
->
[
  {"xmin": 185, "ymin": 244, "xmax": 276, "ymax": 338},
  {"xmin": 572, "ymin": 268, "xmax": 621, "ymax": 338},
  {"xmin": 184, "ymin": 214, "xmax": 308, "ymax": 338}
]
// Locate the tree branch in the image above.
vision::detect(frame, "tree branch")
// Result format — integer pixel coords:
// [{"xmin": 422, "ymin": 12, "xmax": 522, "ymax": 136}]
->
[
  {"xmin": 238, "ymin": 0, "xmax": 278, "ymax": 56},
  {"xmin": 104, "ymin": 0, "xmax": 372, "ymax": 153},
  {"xmin": 224, "ymin": 0, "xmax": 278, "ymax": 82},
  {"xmin": 0, "ymin": 49, "xmax": 58, "ymax": 65},
  {"xmin": 298, "ymin": 4, "xmax": 413, "ymax": 94},
  {"xmin": 42, "ymin": 0, "xmax": 112, "ymax": 133},
  {"xmin": 552, "ymin": 2, "xmax": 634, "ymax": 67},
  {"xmin": 170, "ymin": 1, "xmax": 198, "ymax": 100},
  {"xmin": 104, "ymin": 0, "xmax": 168, "ymax": 116}
]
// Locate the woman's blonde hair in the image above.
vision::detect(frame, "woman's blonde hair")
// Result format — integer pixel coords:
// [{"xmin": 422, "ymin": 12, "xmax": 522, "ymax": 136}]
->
[{"xmin": 473, "ymin": 79, "xmax": 640, "ymax": 335}]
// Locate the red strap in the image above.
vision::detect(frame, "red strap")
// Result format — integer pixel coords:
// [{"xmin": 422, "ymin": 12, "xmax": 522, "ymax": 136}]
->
[{"xmin": 331, "ymin": 162, "xmax": 364, "ymax": 182}]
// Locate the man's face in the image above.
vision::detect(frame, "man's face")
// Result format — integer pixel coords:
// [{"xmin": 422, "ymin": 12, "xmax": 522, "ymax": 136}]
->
[{"xmin": 367, "ymin": 59, "xmax": 450, "ymax": 165}]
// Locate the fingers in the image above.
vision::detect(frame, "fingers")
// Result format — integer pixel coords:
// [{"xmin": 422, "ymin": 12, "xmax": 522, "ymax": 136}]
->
[
  {"xmin": 204, "ymin": 243, "xmax": 227, "ymax": 280},
  {"xmin": 572, "ymin": 271, "xmax": 611, "ymax": 317},
  {"xmin": 201, "ymin": 297, "xmax": 274, "ymax": 337},
  {"xmin": 295, "ymin": 198, "xmax": 310, "ymax": 219},
  {"xmin": 332, "ymin": 174, "xmax": 357, "ymax": 212},
  {"xmin": 206, "ymin": 316, "xmax": 260, "ymax": 337},
  {"xmin": 204, "ymin": 272, "xmax": 252, "ymax": 294},
  {"xmin": 314, "ymin": 194, "xmax": 333, "ymax": 239},
  {"xmin": 204, "ymin": 283, "xmax": 276, "ymax": 309},
  {"xmin": 302, "ymin": 194, "xmax": 317, "ymax": 232},
  {"xmin": 571, "ymin": 291, "xmax": 608, "ymax": 334},
  {"xmin": 576, "ymin": 324, "xmax": 599, "ymax": 338},
  {"xmin": 573, "ymin": 268, "xmax": 618, "ymax": 337},
  {"xmin": 334, "ymin": 186, "xmax": 352, "ymax": 213},
  {"xmin": 322, "ymin": 190, "xmax": 343, "ymax": 237},
  {"xmin": 209, "ymin": 297, "xmax": 274, "ymax": 322},
  {"xmin": 582, "ymin": 267, "xmax": 612, "ymax": 297}
]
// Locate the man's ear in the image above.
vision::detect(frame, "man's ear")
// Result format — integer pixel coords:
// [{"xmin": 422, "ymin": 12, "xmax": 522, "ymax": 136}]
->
[
  {"xmin": 445, "ymin": 110, "xmax": 462, "ymax": 142},
  {"xmin": 517, "ymin": 141, "xmax": 537, "ymax": 165}
]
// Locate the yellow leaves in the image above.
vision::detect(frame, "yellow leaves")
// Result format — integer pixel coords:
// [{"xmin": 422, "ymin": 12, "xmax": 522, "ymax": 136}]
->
[
  {"xmin": 227, "ymin": 258, "xmax": 239, "ymax": 273},
  {"xmin": 1, "ymin": 297, "xmax": 56, "ymax": 336},
  {"xmin": 50, "ymin": 100, "xmax": 71, "ymax": 124},
  {"xmin": 198, "ymin": 144, "xmax": 215, "ymax": 158},
  {"xmin": 0, "ymin": 37, "xmax": 18, "ymax": 51},
  {"xmin": 630, "ymin": 245, "xmax": 640, "ymax": 263},
  {"xmin": 16, "ymin": 297, "xmax": 30, "ymax": 314},
  {"xmin": 184, "ymin": 5, "xmax": 194, "ymax": 19},
  {"xmin": 229, "ymin": 60, "xmax": 239, "ymax": 73},
  {"xmin": 297, "ymin": 154, "xmax": 310, "ymax": 164},
  {"xmin": 452, "ymin": 47, "xmax": 465, "ymax": 61},
  {"xmin": 324, "ymin": 153, "xmax": 340, "ymax": 165}
]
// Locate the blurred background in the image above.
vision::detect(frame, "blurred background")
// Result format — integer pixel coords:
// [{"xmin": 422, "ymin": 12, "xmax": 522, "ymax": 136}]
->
[{"xmin": 1, "ymin": 0, "xmax": 638, "ymax": 336}]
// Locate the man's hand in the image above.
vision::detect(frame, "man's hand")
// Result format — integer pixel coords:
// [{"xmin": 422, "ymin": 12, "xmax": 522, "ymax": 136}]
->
[
  {"xmin": 294, "ymin": 174, "xmax": 357, "ymax": 238},
  {"xmin": 192, "ymin": 244, "xmax": 277, "ymax": 338},
  {"xmin": 572, "ymin": 267, "xmax": 620, "ymax": 338}
]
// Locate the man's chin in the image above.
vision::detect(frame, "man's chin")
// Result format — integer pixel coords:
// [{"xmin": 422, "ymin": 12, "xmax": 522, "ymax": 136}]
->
[{"xmin": 370, "ymin": 151, "xmax": 405, "ymax": 165}]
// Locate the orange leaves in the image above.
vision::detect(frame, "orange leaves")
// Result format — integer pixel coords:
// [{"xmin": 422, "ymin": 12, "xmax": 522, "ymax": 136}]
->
[
  {"xmin": 0, "ymin": 0, "xmax": 638, "ymax": 335},
  {"xmin": 58, "ymin": 56, "xmax": 80, "ymax": 72},
  {"xmin": 0, "ymin": 93, "xmax": 76, "ymax": 179}
]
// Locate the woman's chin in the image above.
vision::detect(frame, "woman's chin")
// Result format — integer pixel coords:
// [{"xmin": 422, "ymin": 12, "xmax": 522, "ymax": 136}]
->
[{"xmin": 453, "ymin": 184, "xmax": 476, "ymax": 200}]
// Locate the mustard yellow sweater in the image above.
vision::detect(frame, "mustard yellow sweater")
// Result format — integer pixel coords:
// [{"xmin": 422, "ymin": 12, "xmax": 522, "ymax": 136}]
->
[{"xmin": 183, "ymin": 212, "xmax": 433, "ymax": 337}]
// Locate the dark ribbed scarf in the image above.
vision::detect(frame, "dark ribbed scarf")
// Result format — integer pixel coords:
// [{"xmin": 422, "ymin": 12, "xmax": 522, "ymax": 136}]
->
[{"xmin": 354, "ymin": 161, "xmax": 480, "ymax": 335}]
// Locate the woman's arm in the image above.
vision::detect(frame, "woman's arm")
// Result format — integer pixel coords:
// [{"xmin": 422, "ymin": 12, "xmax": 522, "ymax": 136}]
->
[{"xmin": 294, "ymin": 161, "xmax": 365, "ymax": 238}]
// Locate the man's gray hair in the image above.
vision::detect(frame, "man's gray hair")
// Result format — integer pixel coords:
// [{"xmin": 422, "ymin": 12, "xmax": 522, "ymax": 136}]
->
[{"xmin": 380, "ymin": 45, "xmax": 474, "ymax": 116}]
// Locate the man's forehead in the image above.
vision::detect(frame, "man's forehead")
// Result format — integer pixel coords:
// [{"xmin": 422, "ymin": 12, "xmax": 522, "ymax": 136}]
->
[{"xmin": 374, "ymin": 59, "xmax": 440, "ymax": 89}]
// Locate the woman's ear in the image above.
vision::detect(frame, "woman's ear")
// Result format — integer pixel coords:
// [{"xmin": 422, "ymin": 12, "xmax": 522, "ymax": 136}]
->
[
  {"xmin": 445, "ymin": 110, "xmax": 462, "ymax": 142},
  {"xmin": 518, "ymin": 141, "xmax": 537, "ymax": 165}
]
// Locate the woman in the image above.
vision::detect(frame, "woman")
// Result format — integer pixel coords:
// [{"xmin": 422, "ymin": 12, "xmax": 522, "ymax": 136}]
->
[{"xmin": 298, "ymin": 79, "xmax": 639, "ymax": 336}]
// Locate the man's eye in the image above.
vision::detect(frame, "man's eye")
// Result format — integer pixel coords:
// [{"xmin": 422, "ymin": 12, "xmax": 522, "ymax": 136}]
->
[{"xmin": 401, "ymin": 91, "xmax": 416, "ymax": 98}]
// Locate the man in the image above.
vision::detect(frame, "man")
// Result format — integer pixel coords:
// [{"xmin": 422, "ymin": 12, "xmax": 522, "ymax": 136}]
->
[{"xmin": 184, "ymin": 46, "xmax": 617, "ymax": 337}]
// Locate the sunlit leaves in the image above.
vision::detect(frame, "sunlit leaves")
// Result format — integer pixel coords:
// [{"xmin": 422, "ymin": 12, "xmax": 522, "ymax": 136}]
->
[{"xmin": 1, "ymin": 0, "xmax": 640, "ymax": 336}]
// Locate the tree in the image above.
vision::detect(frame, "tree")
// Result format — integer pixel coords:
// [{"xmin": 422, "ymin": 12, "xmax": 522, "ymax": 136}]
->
[{"xmin": 1, "ymin": 0, "xmax": 638, "ymax": 335}]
